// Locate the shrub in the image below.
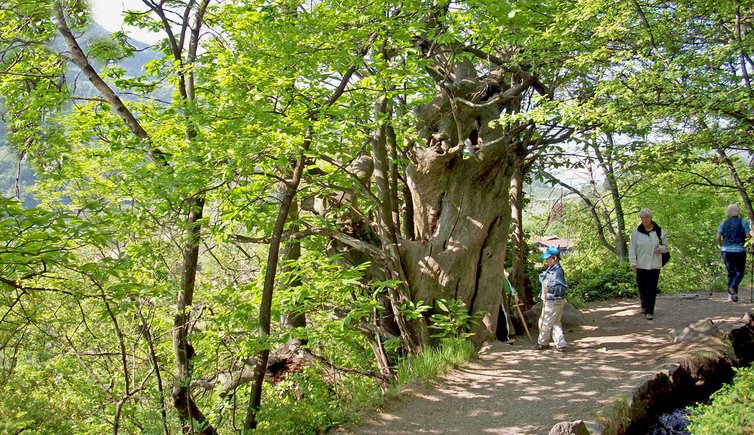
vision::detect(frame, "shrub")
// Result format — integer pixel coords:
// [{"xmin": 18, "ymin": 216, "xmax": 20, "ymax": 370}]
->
[
  {"xmin": 252, "ymin": 338, "xmax": 477, "ymax": 434},
  {"xmin": 428, "ymin": 299, "xmax": 480, "ymax": 339},
  {"xmin": 254, "ymin": 367, "xmax": 380, "ymax": 434},
  {"xmin": 564, "ymin": 256, "xmax": 637, "ymax": 302},
  {"xmin": 687, "ymin": 364, "xmax": 754, "ymax": 435}
]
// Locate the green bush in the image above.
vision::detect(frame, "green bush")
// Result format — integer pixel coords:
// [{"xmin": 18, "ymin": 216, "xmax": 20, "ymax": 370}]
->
[
  {"xmin": 254, "ymin": 367, "xmax": 380, "ymax": 434},
  {"xmin": 250, "ymin": 338, "xmax": 477, "ymax": 434},
  {"xmin": 687, "ymin": 364, "xmax": 754, "ymax": 434},
  {"xmin": 428, "ymin": 299, "xmax": 479, "ymax": 339},
  {"xmin": 564, "ymin": 256, "xmax": 638, "ymax": 302}
]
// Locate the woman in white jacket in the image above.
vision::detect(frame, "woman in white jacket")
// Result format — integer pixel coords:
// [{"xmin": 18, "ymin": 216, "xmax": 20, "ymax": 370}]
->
[{"xmin": 628, "ymin": 208, "xmax": 669, "ymax": 320}]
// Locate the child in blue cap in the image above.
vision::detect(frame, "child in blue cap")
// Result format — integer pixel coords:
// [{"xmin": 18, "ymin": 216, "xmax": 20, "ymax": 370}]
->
[{"xmin": 535, "ymin": 247, "xmax": 568, "ymax": 352}]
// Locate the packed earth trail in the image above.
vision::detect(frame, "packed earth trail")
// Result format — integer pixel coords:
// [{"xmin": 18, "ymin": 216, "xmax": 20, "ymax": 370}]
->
[{"xmin": 334, "ymin": 292, "xmax": 754, "ymax": 435}]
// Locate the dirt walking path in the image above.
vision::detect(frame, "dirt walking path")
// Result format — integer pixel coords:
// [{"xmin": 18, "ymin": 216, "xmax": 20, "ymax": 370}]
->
[{"xmin": 336, "ymin": 292, "xmax": 754, "ymax": 434}]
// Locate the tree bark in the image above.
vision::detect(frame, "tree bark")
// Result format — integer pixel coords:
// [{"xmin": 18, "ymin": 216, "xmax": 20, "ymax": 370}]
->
[
  {"xmin": 396, "ymin": 61, "xmax": 535, "ymax": 345},
  {"xmin": 401, "ymin": 152, "xmax": 514, "ymax": 344},
  {"xmin": 244, "ymin": 131, "xmax": 309, "ymax": 430},
  {"xmin": 716, "ymin": 147, "xmax": 754, "ymax": 223},
  {"xmin": 509, "ymin": 159, "xmax": 532, "ymax": 308},
  {"xmin": 172, "ymin": 197, "xmax": 216, "ymax": 434}
]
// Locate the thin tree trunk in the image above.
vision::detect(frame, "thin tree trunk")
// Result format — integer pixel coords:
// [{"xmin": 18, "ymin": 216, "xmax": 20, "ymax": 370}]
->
[
  {"xmin": 136, "ymin": 305, "xmax": 170, "ymax": 435},
  {"xmin": 172, "ymin": 197, "xmax": 216, "ymax": 434},
  {"xmin": 281, "ymin": 202, "xmax": 306, "ymax": 342},
  {"xmin": 736, "ymin": 7, "xmax": 752, "ymax": 95},
  {"xmin": 387, "ymin": 125, "xmax": 402, "ymax": 235},
  {"xmin": 716, "ymin": 147, "xmax": 754, "ymax": 223},
  {"xmin": 54, "ymin": 6, "xmax": 145, "ymax": 135},
  {"xmin": 243, "ymin": 129, "xmax": 311, "ymax": 430},
  {"xmin": 14, "ymin": 139, "xmax": 31, "ymax": 201},
  {"xmin": 509, "ymin": 160, "xmax": 531, "ymax": 307},
  {"xmin": 373, "ymin": 97, "xmax": 423, "ymax": 353},
  {"xmin": 54, "ymin": 3, "xmax": 214, "ymax": 431},
  {"xmin": 598, "ymin": 134, "xmax": 627, "ymax": 259},
  {"xmin": 548, "ymin": 173, "xmax": 617, "ymax": 256},
  {"xmin": 243, "ymin": 61, "xmax": 360, "ymax": 429}
]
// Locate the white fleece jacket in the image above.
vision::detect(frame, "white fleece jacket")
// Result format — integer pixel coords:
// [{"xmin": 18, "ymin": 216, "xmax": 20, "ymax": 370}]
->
[{"xmin": 629, "ymin": 225, "xmax": 669, "ymax": 270}]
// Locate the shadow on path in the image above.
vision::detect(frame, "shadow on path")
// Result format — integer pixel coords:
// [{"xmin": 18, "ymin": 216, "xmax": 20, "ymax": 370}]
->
[{"xmin": 336, "ymin": 292, "xmax": 753, "ymax": 434}]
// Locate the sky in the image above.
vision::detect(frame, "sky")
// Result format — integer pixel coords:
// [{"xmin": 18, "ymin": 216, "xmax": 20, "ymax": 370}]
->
[{"xmin": 90, "ymin": 0, "xmax": 159, "ymax": 43}]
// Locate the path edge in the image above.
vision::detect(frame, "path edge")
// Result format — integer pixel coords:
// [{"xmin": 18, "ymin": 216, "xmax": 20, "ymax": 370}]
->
[{"xmin": 551, "ymin": 311, "xmax": 754, "ymax": 435}]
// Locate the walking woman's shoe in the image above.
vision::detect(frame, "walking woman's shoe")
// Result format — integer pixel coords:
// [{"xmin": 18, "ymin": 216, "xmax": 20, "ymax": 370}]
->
[
  {"xmin": 728, "ymin": 288, "xmax": 739, "ymax": 302},
  {"xmin": 534, "ymin": 343, "xmax": 549, "ymax": 351},
  {"xmin": 645, "ymin": 313, "xmax": 654, "ymax": 320}
]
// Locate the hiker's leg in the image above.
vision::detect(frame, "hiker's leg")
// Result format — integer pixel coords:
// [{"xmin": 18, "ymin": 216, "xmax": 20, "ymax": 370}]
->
[
  {"xmin": 636, "ymin": 269, "xmax": 651, "ymax": 313},
  {"xmin": 550, "ymin": 300, "xmax": 567, "ymax": 349},
  {"xmin": 496, "ymin": 305, "xmax": 509, "ymax": 341},
  {"xmin": 503, "ymin": 303, "xmax": 515, "ymax": 338},
  {"xmin": 537, "ymin": 301, "xmax": 555, "ymax": 346},
  {"xmin": 638, "ymin": 269, "xmax": 660, "ymax": 315},
  {"xmin": 638, "ymin": 269, "xmax": 656, "ymax": 312},
  {"xmin": 723, "ymin": 252, "xmax": 738, "ymax": 291},
  {"xmin": 729, "ymin": 252, "xmax": 747, "ymax": 294}
]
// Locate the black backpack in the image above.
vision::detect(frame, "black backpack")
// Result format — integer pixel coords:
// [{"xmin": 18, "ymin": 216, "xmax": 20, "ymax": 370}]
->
[{"xmin": 656, "ymin": 226, "xmax": 670, "ymax": 267}]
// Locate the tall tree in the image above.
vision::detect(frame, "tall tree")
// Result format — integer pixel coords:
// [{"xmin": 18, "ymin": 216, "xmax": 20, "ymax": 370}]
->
[
  {"xmin": 541, "ymin": 132, "xmax": 635, "ymax": 260},
  {"xmin": 53, "ymin": 0, "xmax": 217, "ymax": 430},
  {"xmin": 7, "ymin": 0, "xmax": 715, "ymax": 431},
  {"xmin": 573, "ymin": 0, "xmax": 754, "ymax": 219}
]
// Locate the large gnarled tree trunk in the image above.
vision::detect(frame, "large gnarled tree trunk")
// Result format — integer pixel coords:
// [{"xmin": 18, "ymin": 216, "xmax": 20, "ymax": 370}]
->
[{"xmin": 397, "ymin": 61, "xmax": 536, "ymax": 345}]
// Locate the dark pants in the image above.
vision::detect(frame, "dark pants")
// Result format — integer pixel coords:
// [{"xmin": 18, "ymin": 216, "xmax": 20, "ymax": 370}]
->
[
  {"xmin": 636, "ymin": 268, "xmax": 661, "ymax": 315},
  {"xmin": 496, "ymin": 305, "xmax": 510, "ymax": 341},
  {"xmin": 723, "ymin": 251, "xmax": 747, "ymax": 294}
]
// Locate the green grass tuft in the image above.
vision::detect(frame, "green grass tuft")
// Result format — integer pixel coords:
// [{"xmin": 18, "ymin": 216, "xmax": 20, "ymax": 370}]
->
[{"xmin": 394, "ymin": 338, "xmax": 477, "ymax": 386}]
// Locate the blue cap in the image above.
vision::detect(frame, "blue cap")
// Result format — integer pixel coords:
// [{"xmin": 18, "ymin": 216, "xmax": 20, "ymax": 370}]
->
[{"xmin": 540, "ymin": 246, "xmax": 561, "ymax": 259}]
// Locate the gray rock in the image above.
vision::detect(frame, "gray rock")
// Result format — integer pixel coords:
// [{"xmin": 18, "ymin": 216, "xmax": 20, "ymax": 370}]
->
[
  {"xmin": 548, "ymin": 419, "xmax": 590, "ymax": 435},
  {"xmin": 668, "ymin": 319, "xmax": 723, "ymax": 344},
  {"xmin": 525, "ymin": 302, "xmax": 585, "ymax": 328}
]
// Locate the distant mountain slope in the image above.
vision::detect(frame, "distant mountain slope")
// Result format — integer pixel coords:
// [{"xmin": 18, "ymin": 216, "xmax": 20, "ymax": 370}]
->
[{"xmin": 0, "ymin": 23, "xmax": 163, "ymax": 206}]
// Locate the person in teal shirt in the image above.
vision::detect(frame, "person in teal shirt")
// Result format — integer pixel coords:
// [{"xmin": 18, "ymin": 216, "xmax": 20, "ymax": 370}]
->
[{"xmin": 716, "ymin": 204, "xmax": 752, "ymax": 302}]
